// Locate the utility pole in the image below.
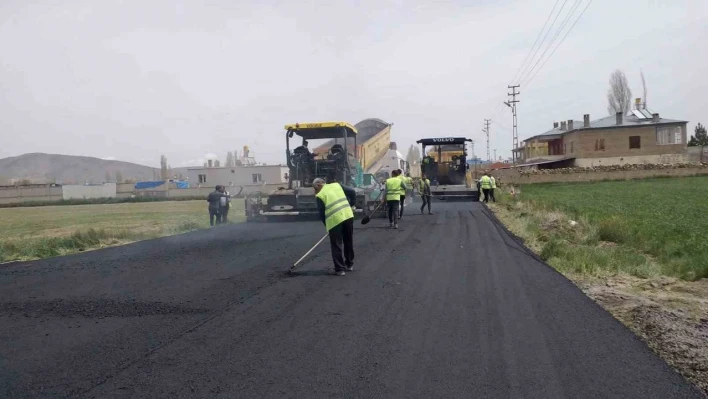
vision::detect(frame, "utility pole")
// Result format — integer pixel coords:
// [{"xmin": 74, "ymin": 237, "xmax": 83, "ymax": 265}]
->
[
  {"xmin": 505, "ymin": 85, "xmax": 520, "ymax": 165},
  {"xmin": 494, "ymin": 149, "xmax": 497, "ymax": 161},
  {"xmin": 483, "ymin": 119, "xmax": 491, "ymax": 164}
]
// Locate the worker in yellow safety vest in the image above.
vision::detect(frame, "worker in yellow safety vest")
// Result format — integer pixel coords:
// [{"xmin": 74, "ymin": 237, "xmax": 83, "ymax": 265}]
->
[
  {"xmin": 489, "ymin": 174, "xmax": 497, "ymax": 203},
  {"xmin": 313, "ymin": 178, "xmax": 356, "ymax": 276},
  {"xmin": 480, "ymin": 172, "xmax": 492, "ymax": 203},
  {"xmin": 381, "ymin": 169, "xmax": 405, "ymax": 229},
  {"xmin": 397, "ymin": 170, "xmax": 413, "ymax": 219},
  {"xmin": 419, "ymin": 173, "xmax": 432, "ymax": 215}
]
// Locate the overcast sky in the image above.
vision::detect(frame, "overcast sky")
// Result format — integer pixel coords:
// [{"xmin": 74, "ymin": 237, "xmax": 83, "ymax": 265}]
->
[{"xmin": 1, "ymin": 0, "xmax": 706, "ymax": 167}]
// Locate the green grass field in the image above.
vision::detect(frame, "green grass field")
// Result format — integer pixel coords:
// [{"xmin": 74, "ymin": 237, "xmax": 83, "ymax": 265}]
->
[
  {"xmin": 0, "ymin": 201, "xmax": 245, "ymax": 262},
  {"xmin": 513, "ymin": 176, "xmax": 708, "ymax": 280}
]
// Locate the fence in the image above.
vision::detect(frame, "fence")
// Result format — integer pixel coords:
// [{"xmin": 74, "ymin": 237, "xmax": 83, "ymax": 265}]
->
[
  {"xmin": 63, "ymin": 183, "xmax": 117, "ymax": 200},
  {"xmin": 0, "ymin": 182, "xmax": 288, "ymax": 205},
  {"xmin": 0, "ymin": 185, "xmax": 63, "ymax": 204},
  {"xmin": 493, "ymin": 165, "xmax": 708, "ymax": 185},
  {"xmin": 121, "ymin": 183, "xmax": 286, "ymax": 199}
]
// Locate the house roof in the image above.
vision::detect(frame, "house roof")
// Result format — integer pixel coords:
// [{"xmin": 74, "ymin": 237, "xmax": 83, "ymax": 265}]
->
[{"xmin": 522, "ymin": 112, "xmax": 688, "ymax": 143}]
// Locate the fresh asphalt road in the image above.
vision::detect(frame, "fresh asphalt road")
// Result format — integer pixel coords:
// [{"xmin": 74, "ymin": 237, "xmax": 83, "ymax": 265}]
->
[{"xmin": 0, "ymin": 201, "xmax": 702, "ymax": 398}]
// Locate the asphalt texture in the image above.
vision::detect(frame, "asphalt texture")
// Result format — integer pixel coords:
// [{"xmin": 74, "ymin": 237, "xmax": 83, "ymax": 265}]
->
[{"xmin": 0, "ymin": 200, "xmax": 703, "ymax": 398}]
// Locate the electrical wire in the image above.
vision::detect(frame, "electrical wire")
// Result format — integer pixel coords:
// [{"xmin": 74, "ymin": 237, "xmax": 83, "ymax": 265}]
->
[
  {"xmin": 522, "ymin": 0, "xmax": 594, "ymax": 89},
  {"xmin": 513, "ymin": 0, "xmax": 570, "ymax": 86},
  {"xmin": 517, "ymin": 0, "xmax": 584, "ymax": 85},
  {"xmin": 508, "ymin": 0, "xmax": 562, "ymax": 85}
]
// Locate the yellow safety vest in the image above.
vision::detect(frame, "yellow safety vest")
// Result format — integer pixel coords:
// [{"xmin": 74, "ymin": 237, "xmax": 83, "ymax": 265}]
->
[
  {"xmin": 419, "ymin": 178, "xmax": 431, "ymax": 194},
  {"xmin": 480, "ymin": 175, "xmax": 492, "ymax": 189},
  {"xmin": 385, "ymin": 178, "xmax": 404, "ymax": 201},
  {"xmin": 398, "ymin": 176, "xmax": 411, "ymax": 194},
  {"xmin": 316, "ymin": 183, "xmax": 354, "ymax": 231},
  {"xmin": 490, "ymin": 177, "xmax": 497, "ymax": 189}
]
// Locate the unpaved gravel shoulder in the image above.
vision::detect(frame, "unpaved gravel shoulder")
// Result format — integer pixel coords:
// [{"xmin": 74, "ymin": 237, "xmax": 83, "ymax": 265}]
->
[
  {"xmin": 573, "ymin": 274, "xmax": 708, "ymax": 395},
  {"xmin": 488, "ymin": 201, "xmax": 708, "ymax": 396}
]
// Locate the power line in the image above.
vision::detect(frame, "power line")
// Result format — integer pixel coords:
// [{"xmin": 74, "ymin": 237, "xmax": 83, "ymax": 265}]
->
[
  {"xmin": 514, "ymin": 0, "xmax": 570, "ymax": 85},
  {"xmin": 508, "ymin": 0, "xmax": 562, "ymax": 85},
  {"xmin": 518, "ymin": 0, "xmax": 583, "ymax": 85},
  {"xmin": 522, "ymin": 0, "xmax": 595, "ymax": 89}
]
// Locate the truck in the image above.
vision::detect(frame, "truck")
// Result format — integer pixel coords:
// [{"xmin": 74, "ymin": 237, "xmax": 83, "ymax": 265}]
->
[
  {"xmin": 245, "ymin": 121, "xmax": 383, "ymax": 222},
  {"xmin": 416, "ymin": 137, "xmax": 479, "ymax": 201}
]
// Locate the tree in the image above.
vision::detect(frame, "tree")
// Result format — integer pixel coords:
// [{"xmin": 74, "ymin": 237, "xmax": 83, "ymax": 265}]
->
[
  {"xmin": 405, "ymin": 144, "xmax": 421, "ymax": 174},
  {"xmin": 226, "ymin": 152, "xmax": 235, "ymax": 167},
  {"xmin": 214, "ymin": 159, "xmax": 221, "ymax": 167},
  {"xmin": 640, "ymin": 69, "xmax": 647, "ymax": 108},
  {"xmin": 105, "ymin": 171, "xmax": 111, "ymax": 183},
  {"xmin": 160, "ymin": 155, "xmax": 168, "ymax": 180},
  {"xmin": 606, "ymin": 69, "xmax": 632, "ymax": 116},
  {"xmin": 115, "ymin": 171, "xmax": 123, "ymax": 183},
  {"xmin": 688, "ymin": 123, "xmax": 708, "ymax": 147}
]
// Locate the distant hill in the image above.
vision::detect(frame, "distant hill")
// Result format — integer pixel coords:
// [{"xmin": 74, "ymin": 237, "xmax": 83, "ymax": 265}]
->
[{"xmin": 0, "ymin": 153, "xmax": 191, "ymax": 185}]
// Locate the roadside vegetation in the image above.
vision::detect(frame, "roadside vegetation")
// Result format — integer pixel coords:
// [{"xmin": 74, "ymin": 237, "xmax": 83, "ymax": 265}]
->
[
  {"xmin": 489, "ymin": 175, "xmax": 708, "ymax": 394},
  {"xmin": 496, "ymin": 176, "xmax": 708, "ymax": 281},
  {"xmin": 0, "ymin": 201, "xmax": 244, "ymax": 263}
]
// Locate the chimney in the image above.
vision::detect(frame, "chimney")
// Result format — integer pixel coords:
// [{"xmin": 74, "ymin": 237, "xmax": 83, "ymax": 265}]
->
[
  {"xmin": 635, "ymin": 98, "xmax": 642, "ymax": 109},
  {"xmin": 616, "ymin": 112, "xmax": 623, "ymax": 125},
  {"xmin": 652, "ymin": 113, "xmax": 660, "ymax": 123},
  {"xmin": 567, "ymin": 119, "xmax": 574, "ymax": 131},
  {"xmin": 583, "ymin": 114, "xmax": 590, "ymax": 128},
  {"xmin": 553, "ymin": 122, "xmax": 559, "ymax": 129},
  {"xmin": 560, "ymin": 121, "xmax": 567, "ymax": 130},
  {"xmin": 208, "ymin": 159, "xmax": 213, "ymax": 168}
]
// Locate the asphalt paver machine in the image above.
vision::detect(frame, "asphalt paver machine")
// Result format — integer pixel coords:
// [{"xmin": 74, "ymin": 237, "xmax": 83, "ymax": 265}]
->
[
  {"xmin": 245, "ymin": 122, "xmax": 380, "ymax": 222},
  {"xmin": 417, "ymin": 137, "xmax": 479, "ymax": 201}
]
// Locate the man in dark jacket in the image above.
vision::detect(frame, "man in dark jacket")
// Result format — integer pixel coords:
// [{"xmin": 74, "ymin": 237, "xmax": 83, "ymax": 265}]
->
[{"xmin": 207, "ymin": 185, "xmax": 224, "ymax": 226}]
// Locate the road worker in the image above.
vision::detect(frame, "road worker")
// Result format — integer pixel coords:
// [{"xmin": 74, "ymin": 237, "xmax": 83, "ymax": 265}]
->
[
  {"xmin": 419, "ymin": 172, "xmax": 432, "ymax": 214},
  {"xmin": 489, "ymin": 174, "xmax": 497, "ymax": 203},
  {"xmin": 313, "ymin": 178, "xmax": 356, "ymax": 276},
  {"xmin": 398, "ymin": 170, "xmax": 413, "ymax": 219},
  {"xmin": 480, "ymin": 172, "xmax": 492, "ymax": 203},
  {"xmin": 382, "ymin": 169, "xmax": 404, "ymax": 229}
]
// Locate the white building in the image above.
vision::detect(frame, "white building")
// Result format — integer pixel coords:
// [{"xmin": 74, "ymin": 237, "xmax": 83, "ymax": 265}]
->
[{"xmin": 186, "ymin": 165, "xmax": 289, "ymax": 188}]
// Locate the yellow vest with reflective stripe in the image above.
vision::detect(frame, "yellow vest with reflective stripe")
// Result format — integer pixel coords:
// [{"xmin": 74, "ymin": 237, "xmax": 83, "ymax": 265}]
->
[
  {"xmin": 316, "ymin": 183, "xmax": 354, "ymax": 231},
  {"xmin": 480, "ymin": 175, "xmax": 492, "ymax": 189},
  {"xmin": 490, "ymin": 177, "xmax": 496, "ymax": 189},
  {"xmin": 419, "ymin": 178, "xmax": 430, "ymax": 194},
  {"xmin": 398, "ymin": 175, "xmax": 411, "ymax": 195},
  {"xmin": 385, "ymin": 178, "xmax": 404, "ymax": 201}
]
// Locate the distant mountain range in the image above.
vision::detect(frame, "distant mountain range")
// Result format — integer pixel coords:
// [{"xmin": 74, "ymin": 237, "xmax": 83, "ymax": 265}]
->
[{"xmin": 0, "ymin": 153, "xmax": 191, "ymax": 185}]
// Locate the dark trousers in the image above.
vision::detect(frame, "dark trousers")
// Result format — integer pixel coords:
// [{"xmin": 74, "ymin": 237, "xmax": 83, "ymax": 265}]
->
[
  {"xmin": 420, "ymin": 194, "xmax": 431, "ymax": 213},
  {"xmin": 489, "ymin": 189, "xmax": 496, "ymax": 203},
  {"xmin": 399, "ymin": 195, "xmax": 406, "ymax": 217},
  {"xmin": 220, "ymin": 209, "xmax": 229, "ymax": 223},
  {"xmin": 329, "ymin": 218, "xmax": 354, "ymax": 272},
  {"xmin": 209, "ymin": 209, "xmax": 221, "ymax": 226},
  {"xmin": 387, "ymin": 200, "xmax": 400, "ymax": 224},
  {"xmin": 482, "ymin": 189, "xmax": 490, "ymax": 203}
]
